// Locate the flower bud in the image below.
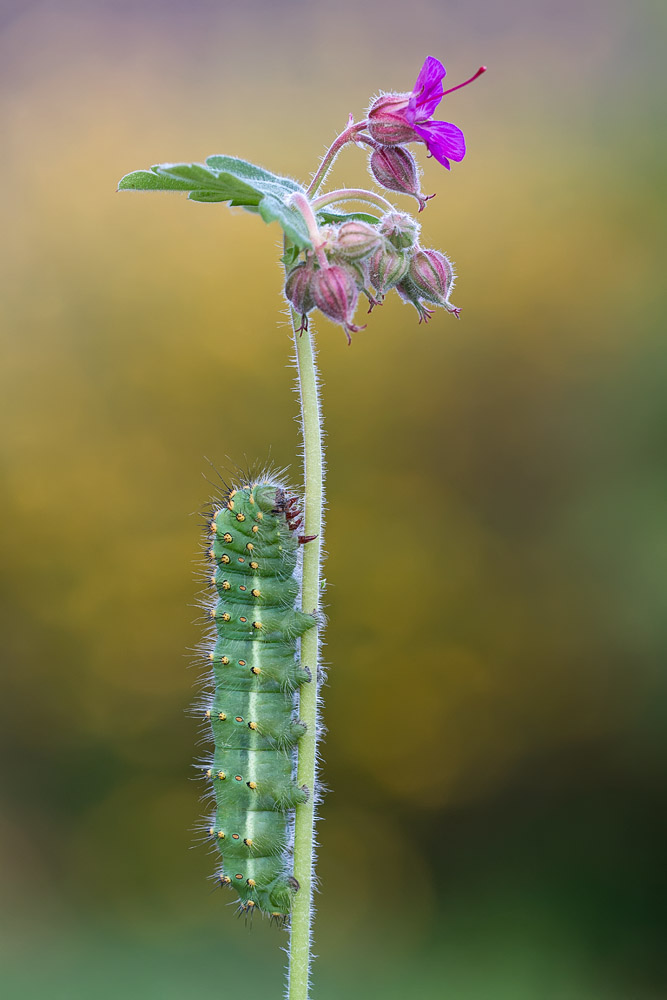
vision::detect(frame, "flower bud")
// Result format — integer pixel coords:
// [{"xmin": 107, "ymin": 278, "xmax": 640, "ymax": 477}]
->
[
  {"xmin": 378, "ymin": 211, "xmax": 420, "ymax": 251},
  {"xmin": 367, "ymin": 93, "xmax": 416, "ymax": 145},
  {"xmin": 311, "ymin": 265, "xmax": 366, "ymax": 344},
  {"xmin": 368, "ymin": 241, "xmax": 410, "ymax": 298},
  {"xmin": 407, "ymin": 248, "xmax": 454, "ymax": 304},
  {"xmin": 331, "ymin": 220, "xmax": 383, "ymax": 261},
  {"xmin": 369, "ymin": 147, "xmax": 433, "ymax": 212},
  {"xmin": 285, "ymin": 261, "xmax": 315, "ymax": 329}
]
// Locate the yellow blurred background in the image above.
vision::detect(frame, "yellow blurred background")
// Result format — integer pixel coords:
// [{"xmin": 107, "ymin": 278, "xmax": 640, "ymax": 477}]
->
[{"xmin": 1, "ymin": 0, "xmax": 665, "ymax": 997}]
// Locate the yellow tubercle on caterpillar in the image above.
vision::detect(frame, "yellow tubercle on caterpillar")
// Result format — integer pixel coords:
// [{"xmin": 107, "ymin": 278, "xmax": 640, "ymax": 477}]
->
[
  {"xmin": 222, "ymin": 532, "xmax": 233, "ymax": 543},
  {"xmin": 227, "ymin": 499, "xmax": 234, "ymax": 511},
  {"xmin": 208, "ymin": 652, "xmax": 214, "ymax": 661},
  {"xmin": 220, "ymin": 875, "xmax": 232, "ymax": 886},
  {"xmin": 247, "ymin": 781, "xmax": 258, "ymax": 790},
  {"xmin": 209, "ymin": 521, "xmax": 217, "ymax": 534},
  {"xmin": 204, "ymin": 710, "xmax": 211, "ymax": 720},
  {"xmin": 250, "ymin": 666, "xmax": 261, "ymax": 675},
  {"xmin": 250, "ymin": 561, "xmax": 259, "ymax": 570},
  {"xmin": 243, "ymin": 838, "xmax": 253, "ymax": 847},
  {"xmin": 205, "ymin": 768, "xmax": 213, "ymax": 778},
  {"xmin": 252, "ymin": 621, "xmax": 263, "ymax": 630},
  {"xmin": 220, "ymin": 656, "xmax": 230, "ymax": 665},
  {"xmin": 217, "ymin": 831, "xmax": 225, "ymax": 839},
  {"xmin": 217, "ymin": 771, "xmax": 227, "ymax": 780},
  {"xmin": 247, "ymin": 878, "xmax": 256, "ymax": 887},
  {"xmin": 248, "ymin": 721, "xmax": 258, "ymax": 730},
  {"xmin": 208, "ymin": 826, "xmax": 215, "ymax": 837},
  {"xmin": 209, "ymin": 610, "xmax": 216, "ymax": 619},
  {"xmin": 208, "ymin": 548, "xmax": 215, "ymax": 560},
  {"xmin": 210, "ymin": 575, "xmax": 216, "ymax": 586},
  {"xmin": 218, "ymin": 712, "xmax": 227, "ymax": 721},
  {"xmin": 221, "ymin": 612, "xmax": 231, "ymax": 622},
  {"xmin": 236, "ymin": 513, "xmax": 246, "ymax": 522},
  {"xmin": 249, "ymin": 494, "xmax": 255, "ymax": 504},
  {"xmin": 221, "ymin": 554, "xmax": 230, "ymax": 564},
  {"xmin": 246, "ymin": 542, "xmax": 254, "ymax": 552},
  {"xmin": 256, "ymin": 512, "xmax": 264, "ymax": 521},
  {"xmin": 251, "ymin": 589, "xmax": 261, "ymax": 598},
  {"xmin": 222, "ymin": 580, "xmax": 231, "ymax": 590},
  {"xmin": 252, "ymin": 525, "xmax": 259, "ymax": 534}
]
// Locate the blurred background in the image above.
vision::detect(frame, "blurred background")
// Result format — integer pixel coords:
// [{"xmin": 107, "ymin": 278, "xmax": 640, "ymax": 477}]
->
[{"xmin": 1, "ymin": 0, "xmax": 665, "ymax": 997}]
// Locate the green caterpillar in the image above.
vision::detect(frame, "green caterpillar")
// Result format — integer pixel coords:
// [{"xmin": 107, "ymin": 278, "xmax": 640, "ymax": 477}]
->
[{"xmin": 200, "ymin": 479, "xmax": 315, "ymax": 921}]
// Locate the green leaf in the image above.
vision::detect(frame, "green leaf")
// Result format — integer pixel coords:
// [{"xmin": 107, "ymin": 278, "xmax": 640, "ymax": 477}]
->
[
  {"xmin": 118, "ymin": 157, "xmax": 311, "ymax": 248},
  {"xmin": 316, "ymin": 209, "xmax": 380, "ymax": 226},
  {"xmin": 280, "ymin": 246, "xmax": 301, "ymax": 269}
]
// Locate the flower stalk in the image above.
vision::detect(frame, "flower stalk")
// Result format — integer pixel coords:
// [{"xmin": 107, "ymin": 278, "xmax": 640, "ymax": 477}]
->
[
  {"xmin": 287, "ymin": 299, "xmax": 324, "ymax": 1000},
  {"xmin": 306, "ymin": 118, "xmax": 368, "ymax": 197},
  {"xmin": 311, "ymin": 187, "xmax": 395, "ymax": 214}
]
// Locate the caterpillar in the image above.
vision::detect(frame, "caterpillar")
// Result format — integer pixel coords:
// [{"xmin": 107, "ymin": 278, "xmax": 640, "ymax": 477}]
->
[{"xmin": 199, "ymin": 478, "xmax": 316, "ymax": 922}]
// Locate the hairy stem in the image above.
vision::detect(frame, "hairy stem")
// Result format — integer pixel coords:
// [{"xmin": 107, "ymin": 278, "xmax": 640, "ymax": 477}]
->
[
  {"xmin": 287, "ymin": 305, "xmax": 324, "ymax": 1000},
  {"xmin": 306, "ymin": 118, "xmax": 367, "ymax": 197},
  {"xmin": 289, "ymin": 192, "xmax": 328, "ymax": 267},
  {"xmin": 287, "ymin": 117, "xmax": 369, "ymax": 996},
  {"xmin": 311, "ymin": 187, "xmax": 395, "ymax": 214}
]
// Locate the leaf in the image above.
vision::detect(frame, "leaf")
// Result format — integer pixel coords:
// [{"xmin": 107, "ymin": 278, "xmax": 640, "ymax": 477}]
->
[
  {"xmin": 280, "ymin": 246, "xmax": 301, "ymax": 269},
  {"xmin": 316, "ymin": 209, "xmax": 380, "ymax": 226},
  {"xmin": 118, "ymin": 157, "xmax": 311, "ymax": 248}
]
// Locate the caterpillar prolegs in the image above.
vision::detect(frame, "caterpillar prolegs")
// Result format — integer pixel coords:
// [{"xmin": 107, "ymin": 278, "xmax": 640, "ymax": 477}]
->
[{"xmin": 200, "ymin": 480, "xmax": 315, "ymax": 920}]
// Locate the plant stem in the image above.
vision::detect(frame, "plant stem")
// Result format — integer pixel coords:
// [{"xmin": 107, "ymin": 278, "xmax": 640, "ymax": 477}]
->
[
  {"xmin": 306, "ymin": 118, "xmax": 367, "ymax": 197},
  {"xmin": 312, "ymin": 187, "xmax": 395, "ymax": 214},
  {"xmin": 287, "ymin": 117, "xmax": 365, "ymax": 997},
  {"xmin": 287, "ymin": 305, "xmax": 324, "ymax": 1000}
]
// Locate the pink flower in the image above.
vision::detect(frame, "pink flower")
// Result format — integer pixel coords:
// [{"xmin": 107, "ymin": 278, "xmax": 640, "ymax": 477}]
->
[{"xmin": 368, "ymin": 56, "xmax": 486, "ymax": 170}]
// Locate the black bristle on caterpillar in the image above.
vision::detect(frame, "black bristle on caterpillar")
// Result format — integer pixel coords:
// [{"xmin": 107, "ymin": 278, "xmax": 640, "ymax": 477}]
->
[{"xmin": 197, "ymin": 476, "xmax": 315, "ymax": 920}]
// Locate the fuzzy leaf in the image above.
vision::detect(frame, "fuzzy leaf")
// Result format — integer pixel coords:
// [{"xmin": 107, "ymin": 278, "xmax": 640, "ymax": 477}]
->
[
  {"xmin": 280, "ymin": 246, "xmax": 301, "ymax": 269},
  {"xmin": 118, "ymin": 157, "xmax": 311, "ymax": 248}
]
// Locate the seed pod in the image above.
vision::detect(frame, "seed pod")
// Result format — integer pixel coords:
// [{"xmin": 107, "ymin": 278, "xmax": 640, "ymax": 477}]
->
[
  {"xmin": 369, "ymin": 147, "xmax": 433, "ymax": 211},
  {"xmin": 367, "ymin": 93, "xmax": 416, "ymax": 145},
  {"xmin": 368, "ymin": 241, "xmax": 410, "ymax": 298},
  {"xmin": 378, "ymin": 211, "xmax": 421, "ymax": 251},
  {"xmin": 407, "ymin": 248, "xmax": 454, "ymax": 304},
  {"xmin": 311, "ymin": 264, "xmax": 366, "ymax": 344},
  {"xmin": 285, "ymin": 262, "xmax": 315, "ymax": 329},
  {"xmin": 332, "ymin": 220, "xmax": 384, "ymax": 260}
]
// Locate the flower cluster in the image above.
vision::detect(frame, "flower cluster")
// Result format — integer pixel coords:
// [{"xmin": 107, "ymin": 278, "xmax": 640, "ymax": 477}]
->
[
  {"xmin": 284, "ymin": 55, "xmax": 484, "ymax": 342},
  {"xmin": 285, "ymin": 213, "xmax": 458, "ymax": 343}
]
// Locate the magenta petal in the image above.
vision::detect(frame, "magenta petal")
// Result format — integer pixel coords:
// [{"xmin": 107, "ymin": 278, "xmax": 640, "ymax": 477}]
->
[
  {"xmin": 414, "ymin": 120, "xmax": 466, "ymax": 167},
  {"xmin": 406, "ymin": 55, "xmax": 446, "ymax": 122}
]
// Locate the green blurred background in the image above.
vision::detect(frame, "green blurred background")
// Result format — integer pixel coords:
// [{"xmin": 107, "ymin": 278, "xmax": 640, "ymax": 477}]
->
[{"xmin": 1, "ymin": 0, "xmax": 665, "ymax": 997}]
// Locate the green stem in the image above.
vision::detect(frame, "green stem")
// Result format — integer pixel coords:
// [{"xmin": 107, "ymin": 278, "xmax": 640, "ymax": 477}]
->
[
  {"xmin": 311, "ymin": 187, "xmax": 395, "ymax": 214},
  {"xmin": 287, "ymin": 306, "xmax": 323, "ymax": 1000},
  {"xmin": 287, "ymin": 116, "xmax": 367, "ymax": 998}
]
